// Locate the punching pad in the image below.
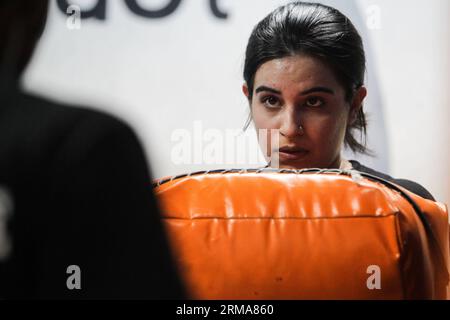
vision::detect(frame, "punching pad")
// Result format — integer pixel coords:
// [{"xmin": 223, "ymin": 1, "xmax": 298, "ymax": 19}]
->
[{"xmin": 153, "ymin": 168, "xmax": 449, "ymax": 299}]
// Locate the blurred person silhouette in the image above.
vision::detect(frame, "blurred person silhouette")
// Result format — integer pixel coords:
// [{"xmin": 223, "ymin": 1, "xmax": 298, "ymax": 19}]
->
[{"xmin": 0, "ymin": 0, "xmax": 184, "ymax": 299}]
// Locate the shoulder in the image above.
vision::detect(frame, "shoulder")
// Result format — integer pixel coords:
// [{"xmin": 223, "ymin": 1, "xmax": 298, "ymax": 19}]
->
[
  {"xmin": 0, "ymin": 91, "xmax": 143, "ymax": 175},
  {"xmin": 349, "ymin": 160, "xmax": 436, "ymax": 201},
  {"xmin": 25, "ymin": 94, "xmax": 146, "ymax": 170},
  {"xmin": 5, "ymin": 92, "xmax": 138, "ymax": 149},
  {"xmin": 19, "ymin": 92, "xmax": 131, "ymax": 133}
]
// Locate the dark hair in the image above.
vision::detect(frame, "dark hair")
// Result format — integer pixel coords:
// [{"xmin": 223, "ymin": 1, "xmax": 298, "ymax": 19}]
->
[
  {"xmin": 243, "ymin": 1, "xmax": 372, "ymax": 156},
  {"xmin": 0, "ymin": 0, "xmax": 49, "ymax": 82}
]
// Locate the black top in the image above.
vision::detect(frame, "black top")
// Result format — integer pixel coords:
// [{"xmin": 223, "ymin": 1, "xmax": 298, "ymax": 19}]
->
[
  {"xmin": 0, "ymin": 91, "xmax": 184, "ymax": 299},
  {"xmin": 349, "ymin": 160, "xmax": 435, "ymax": 201}
]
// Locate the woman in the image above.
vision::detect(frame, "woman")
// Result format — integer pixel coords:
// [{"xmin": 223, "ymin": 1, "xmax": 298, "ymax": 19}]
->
[{"xmin": 242, "ymin": 1, "xmax": 435, "ymax": 201}]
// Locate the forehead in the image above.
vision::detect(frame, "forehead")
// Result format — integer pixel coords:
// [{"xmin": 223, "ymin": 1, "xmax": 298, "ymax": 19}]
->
[{"xmin": 253, "ymin": 55, "xmax": 342, "ymax": 92}]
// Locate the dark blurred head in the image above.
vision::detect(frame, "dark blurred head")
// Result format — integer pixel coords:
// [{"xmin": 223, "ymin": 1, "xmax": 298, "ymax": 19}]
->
[{"xmin": 0, "ymin": 0, "xmax": 49, "ymax": 81}]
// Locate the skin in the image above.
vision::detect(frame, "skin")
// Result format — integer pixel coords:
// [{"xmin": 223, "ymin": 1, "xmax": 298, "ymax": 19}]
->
[{"xmin": 242, "ymin": 54, "xmax": 367, "ymax": 169}]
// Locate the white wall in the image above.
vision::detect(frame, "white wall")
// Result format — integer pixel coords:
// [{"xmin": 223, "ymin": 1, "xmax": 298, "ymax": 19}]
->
[
  {"xmin": 23, "ymin": 0, "xmax": 449, "ymax": 205},
  {"xmin": 355, "ymin": 0, "xmax": 450, "ymax": 205}
]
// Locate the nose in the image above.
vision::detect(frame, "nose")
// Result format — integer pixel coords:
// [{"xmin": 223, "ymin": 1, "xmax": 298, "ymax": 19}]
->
[{"xmin": 279, "ymin": 108, "xmax": 303, "ymax": 138}]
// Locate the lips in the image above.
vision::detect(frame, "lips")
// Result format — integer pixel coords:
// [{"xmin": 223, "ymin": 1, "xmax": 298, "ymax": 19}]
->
[
  {"xmin": 277, "ymin": 146, "xmax": 309, "ymax": 161},
  {"xmin": 279, "ymin": 146, "xmax": 308, "ymax": 153}
]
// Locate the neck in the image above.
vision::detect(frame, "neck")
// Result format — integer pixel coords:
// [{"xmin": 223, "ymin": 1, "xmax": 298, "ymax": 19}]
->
[{"xmin": 329, "ymin": 155, "xmax": 342, "ymax": 169}]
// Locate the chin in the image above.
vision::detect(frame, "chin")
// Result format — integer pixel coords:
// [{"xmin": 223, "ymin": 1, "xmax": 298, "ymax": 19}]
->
[{"xmin": 275, "ymin": 161, "xmax": 311, "ymax": 170}]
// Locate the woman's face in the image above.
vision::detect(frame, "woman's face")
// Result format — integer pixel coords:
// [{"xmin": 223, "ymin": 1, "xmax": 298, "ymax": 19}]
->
[{"xmin": 243, "ymin": 55, "xmax": 366, "ymax": 169}]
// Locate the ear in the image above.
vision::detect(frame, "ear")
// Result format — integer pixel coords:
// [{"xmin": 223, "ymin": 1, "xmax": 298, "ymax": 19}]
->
[
  {"xmin": 242, "ymin": 83, "xmax": 250, "ymax": 100},
  {"xmin": 348, "ymin": 86, "xmax": 367, "ymax": 125}
]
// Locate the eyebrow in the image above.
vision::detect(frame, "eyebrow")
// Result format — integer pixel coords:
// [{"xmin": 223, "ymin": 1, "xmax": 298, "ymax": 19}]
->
[{"xmin": 255, "ymin": 85, "xmax": 335, "ymax": 96}]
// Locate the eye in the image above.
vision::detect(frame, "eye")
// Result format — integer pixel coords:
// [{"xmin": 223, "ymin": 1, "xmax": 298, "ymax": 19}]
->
[
  {"xmin": 261, "ymin": 95, "xmax": 281, "ymax": 109},
  {"xmin": 305, "ymin": 96, "xmax": 325, "ymax": 108}
]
